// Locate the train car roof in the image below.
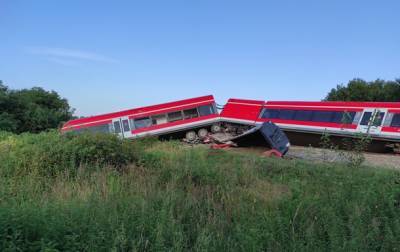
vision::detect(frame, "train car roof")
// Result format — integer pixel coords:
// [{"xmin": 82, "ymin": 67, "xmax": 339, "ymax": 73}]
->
[
  {"xmin": 265, "ymin": 101, "xmax": 400, "ymax": 108},
  {"xmin": 63, "ymin": 95, "xmax": 215, "ymax": 128},
  {"xmin": 226, "ymin": 98, "xmax": 265, "ymax": 105}
]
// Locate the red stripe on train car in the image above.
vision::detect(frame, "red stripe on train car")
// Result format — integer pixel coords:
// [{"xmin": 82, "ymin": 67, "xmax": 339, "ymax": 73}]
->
[{"xmin": 382, "ymin": 127, "xmax": 400, "ymax": 133}]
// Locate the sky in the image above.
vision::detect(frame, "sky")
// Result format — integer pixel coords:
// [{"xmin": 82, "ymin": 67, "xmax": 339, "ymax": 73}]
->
[{"xmin": 1, "ymin": 0, "xmax": 399, "ymax": 116}]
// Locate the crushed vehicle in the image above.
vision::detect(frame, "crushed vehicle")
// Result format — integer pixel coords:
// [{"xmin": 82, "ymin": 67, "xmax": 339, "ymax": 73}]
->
[{"xmin": 209, "ymin": 122, "xmax": 290, "ymax": 157}]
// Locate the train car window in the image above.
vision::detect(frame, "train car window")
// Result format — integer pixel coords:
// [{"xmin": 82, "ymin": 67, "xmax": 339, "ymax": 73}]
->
[
  {"xmin": 86, "ymin": 124, "xmax": 111, "ymax": 134},
  {"xmin": 68, "ymin": 128, "xmax": 85, "ymax": 135},
  {"xmin": 134, "ymin": 117, "xmax": 152, "ymax": 129},
  {"xmin": 311, "ymin": 111, "xmax": 333, "ymax": 122},
  {"xmin": 129, "ymin": 119, "xmax": 135, "ymax": 130},
  {"xmin": 261, "ymin": 109, "xmax": 280, "ymax": 119},
  {"xmin": 198, "ymin": 105, "xmax": 215, "ymax": 116},
  {"xmin": 167, "ymin": 111, "xmax": 183, "ymax": 122},
  {"xmin": 372, "ymin": 112, "xmax": 385, "ymax": 126},
  {"xmin": 390, "ymin": 114, "xmax": 400, "ymax": 127},
  {"xmin": 348, "ymin": 112, "xmax": 356, "ymax": 123},
  {"xmin": 360, "ymin": 112, "xmax": 372, "ymax": 126},
  {"xmin": 279, "ymin": 110, "xmax": 295, "ymax": 120},
  {"xmin": 383, "ymin": 113, "xmax": 393, "ymax": 126},
  {"xmin": 151, "ymin": 114, "xmax": 167, "ymax": 125},
  {"xmin": 330, "ymin": 112, "xmax": 344, "ymax": 123},
  {"xmin": 183, "ymin": 108, "xmax": 199, "ymax": 119},
  {"xmin": 293, "ymin": 110, "xmax": 313, "ymax": 121},
  {"xmin": 122, "ymin": 119, "xmax": 130, "ymax": 132},
  {"xmin": 113, "ymin": 121, "xmax": 121, "ymax": 133},
  {"xmin": 260, "ymin": 109, "xmax": 268, "ymax": 118},
  {"xmin": 337, "ymin": 111, "xmax": 356, "ymax": 124}
]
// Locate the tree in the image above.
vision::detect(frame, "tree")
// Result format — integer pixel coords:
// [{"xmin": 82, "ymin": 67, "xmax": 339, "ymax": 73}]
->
[
  {"xmin": 0, "ymin": 80, "xmax": 74, "ymax": 133},
  {"xmin": 325, "ymin": 78, "xmax": 400, "ymax": 102}
]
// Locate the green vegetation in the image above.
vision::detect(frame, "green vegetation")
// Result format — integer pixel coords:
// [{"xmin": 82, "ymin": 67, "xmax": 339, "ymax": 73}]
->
[
  {"xmin": 0, "ymin": 81, "xmax": 74, "ymax": 133},
  {"xmin": 325, "ymin": 78, "xmax": 400, "ymax": 101},
  {"xmin": 1, "ymin": 132, "xmax": 400, "ymax": 251},
  {"xmin": 319, "ymin": 130, "xmax": 372, "ymax": 168}
]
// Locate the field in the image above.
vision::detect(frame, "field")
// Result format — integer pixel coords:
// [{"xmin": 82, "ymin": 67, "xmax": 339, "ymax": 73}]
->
[{"xmin": 1, "ymin": 131, "xmax": 400, "ymax": 251}]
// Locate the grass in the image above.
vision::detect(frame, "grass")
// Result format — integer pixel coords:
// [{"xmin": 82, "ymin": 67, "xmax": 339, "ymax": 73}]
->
[{"xmin": 1, "ymin": 131, "xmax": 400, "ymax": 251}]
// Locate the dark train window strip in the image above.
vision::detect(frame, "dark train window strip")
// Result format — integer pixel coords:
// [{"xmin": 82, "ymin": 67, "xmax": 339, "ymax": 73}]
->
[
  {"xmin": 71, "ymin": 123, "xmax": 112, "ymax": 134},
  {"xmin": 261, "ymin": 109, "xmax": 356, "ymax": 124},
  {"xmin": 132, "ymin": 104, "xmax": 216, "ymax": 129},
  {"xmin": 391, "ymin": 114, "xmax": 400, "ymax": 127}
]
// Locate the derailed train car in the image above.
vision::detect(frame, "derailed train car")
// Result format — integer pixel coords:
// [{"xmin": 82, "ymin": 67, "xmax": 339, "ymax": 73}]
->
[
  {"xmin": 61, "ymin": 95, "xmax": 290, "ymax": 155},
  {"xmin": 61, "ymin": 95, "xmax": 221, "ymax": 141},
  {"xmin": 62, "ymin": 95, "xmax": 400, "ymax": 152},
  {"xmin": 221, "ymin": 98, "xmax": 400, "ymax": 152}
]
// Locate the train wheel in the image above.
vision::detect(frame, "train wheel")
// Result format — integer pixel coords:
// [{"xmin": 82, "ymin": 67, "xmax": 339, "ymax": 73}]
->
[
  {"xmin": 185, "ymin": 131, "xmax": 197, "ymax": 142},
  {"xmin": 211, "ymin": 124, "xmax": 221, "ymax": 133},
  {"xmin": 198, "ymin": 128, "xmax": 208, "ymax": 139}
]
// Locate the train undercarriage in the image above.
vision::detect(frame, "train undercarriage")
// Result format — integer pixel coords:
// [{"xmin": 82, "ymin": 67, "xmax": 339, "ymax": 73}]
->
[{"xmin": 159, "ymin": 122, "xmax": 255, "ymax": 144}]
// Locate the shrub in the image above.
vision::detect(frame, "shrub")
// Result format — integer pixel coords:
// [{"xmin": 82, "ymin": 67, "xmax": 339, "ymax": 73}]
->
[
  {"xmin": 0, "ymin": 131, "xmax": 139, "ymax": 176},
  {"xmin": 0, "ymin": 131, "xmax": 13, "ymax": 141},
  {"xmin": 1, "ymin": 132, "xmax": 400, "ymax": 250}
]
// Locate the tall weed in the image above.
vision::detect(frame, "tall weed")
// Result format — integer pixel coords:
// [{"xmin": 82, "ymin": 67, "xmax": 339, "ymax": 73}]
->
[{"xmin": 0, "ymin": 132, "xmax": 400, "ymax": 250}]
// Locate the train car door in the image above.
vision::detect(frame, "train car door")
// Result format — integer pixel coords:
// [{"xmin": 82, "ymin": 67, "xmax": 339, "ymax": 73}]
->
[
  {"xmin": 112, "ymin": 117, "xmax": 134, "ymax": 138},
  {"xmin": 112, "ymin": 118, "xmax": 123, "ymax": 138},
  {"xmin": 120, "ymin": 116, "xmax": 134, "ymax": 138},
  {"xmin": 357, "ymin": 109, "xmax": 386, "ymax": 135}
]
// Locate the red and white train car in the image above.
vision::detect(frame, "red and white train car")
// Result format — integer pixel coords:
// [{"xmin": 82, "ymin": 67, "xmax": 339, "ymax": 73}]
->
[
  {"xmin": 61, "ymin": 95, "xmax": 219, "ymax": 140},
  {"xmin": 219, "ymin": 98, "xmax": 264, "ymax": 125},
  {"xmin": 62, "ymin": 95, "xmax": 400, "ymax": 152},
  {"xmin": 221, "ymin": 99, "xmax": 400, "ymax": 151}
]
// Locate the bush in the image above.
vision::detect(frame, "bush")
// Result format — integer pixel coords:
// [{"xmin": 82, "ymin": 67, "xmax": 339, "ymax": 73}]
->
[
  {"xmin": 1, "ymin": 132, "xmax": 400, "ymax": 250},
  {"xmin": 0, "ymin": 131, "xmax": 13, "ymax": 141},
  {"xmin": 0, "ymin": 131, "xmax": 138, "ymax": 176}
]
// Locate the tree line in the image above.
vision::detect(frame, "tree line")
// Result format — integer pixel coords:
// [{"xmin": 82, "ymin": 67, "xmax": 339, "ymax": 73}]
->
[
  {"xmin": 325, "ymin": 78, "xmax": 400, "ymax": 101},
  {"xmin": 0, "ymin": 78, "xmax": 399, "ymax": 133},
  {"xmin": 0, "ymin": 80, "xmax": 74, "ymax": 133}
]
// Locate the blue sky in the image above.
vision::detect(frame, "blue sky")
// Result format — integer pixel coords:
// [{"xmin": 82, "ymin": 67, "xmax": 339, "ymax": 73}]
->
[{"xmin": 1, "ymin": 0, "xmax": 399, "ymax": 116}]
